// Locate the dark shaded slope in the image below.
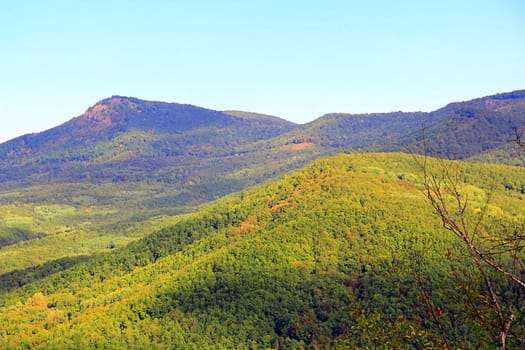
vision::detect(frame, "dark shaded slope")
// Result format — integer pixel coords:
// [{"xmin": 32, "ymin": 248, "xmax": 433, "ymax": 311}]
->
[
  {"xmin": 389, "ymin": 90, "xmax": 525, "ymax": 159},
  {"xmin": 261, "ymin": 89, "xmax": 525, "ymax": 164}
]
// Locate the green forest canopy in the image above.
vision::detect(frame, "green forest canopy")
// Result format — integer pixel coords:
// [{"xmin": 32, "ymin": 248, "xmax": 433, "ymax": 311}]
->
[{"xmin": 0, "ymin": 153, "xmax": 524, "ymax": 348}]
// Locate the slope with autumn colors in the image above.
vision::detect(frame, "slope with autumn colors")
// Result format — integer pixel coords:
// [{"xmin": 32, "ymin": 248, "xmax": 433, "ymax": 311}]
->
[
  {"xmin": 0, "ymin": 153, "xmax": 523, "ymax": 348},
  {"xmin": 0, "ymin": 90, "xmax": 523, "ymax": 272}
]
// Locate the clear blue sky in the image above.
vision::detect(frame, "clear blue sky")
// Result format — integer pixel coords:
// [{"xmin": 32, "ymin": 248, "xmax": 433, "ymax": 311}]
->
[{"xmin": 1, "ymin": 0, "xmax": 524, "ymax": 142}]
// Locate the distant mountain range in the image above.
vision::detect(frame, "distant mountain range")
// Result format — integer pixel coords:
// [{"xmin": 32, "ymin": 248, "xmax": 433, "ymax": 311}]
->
[
  {"xmin": 0, "ymin": 90, "xmax": 523, "ymax": 246},
  {"xmin": 1, "ymin": 90, "xmax": 523, "ymax": 186},
  {"xmin": 278, "ymin": 89, "xmax": 525, "ymax": 160},
  {"xmin": 0, "ymin": 96, "xmax": 294, "ymax": 183}
]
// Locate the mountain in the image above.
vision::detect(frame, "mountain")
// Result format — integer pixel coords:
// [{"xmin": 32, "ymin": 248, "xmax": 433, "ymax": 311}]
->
[
  {"xmin": 276, "ymin": 111, "xmax": 431, "ymax": 152},
  {"xmin": 0, "ymin": 97, "xmax": 300, "ymax": 252},
  {"xmin": 0, "ymin": 96, "xmax": 296, "ymax": 185},
  {"xmin": 391, "ymin": 90, "xmax": 525, "ymax": 159},
  {"xmin": 2, "ymin": 90, "xmax": 523, "ymax": 188},
  {"xmin": 0, "ymin": 153, "xmax": 523, "ymax": 348},
  {"xmin": 0, "ymin": 90, "xmax": 524, "ymax": 347},
  {"xmin": 0, "ymin": 90, "xmax": 523, "ymax": 270},
  {"xmin": 271, "ymin": 89, "xmax": 525, "ymax": 161}
]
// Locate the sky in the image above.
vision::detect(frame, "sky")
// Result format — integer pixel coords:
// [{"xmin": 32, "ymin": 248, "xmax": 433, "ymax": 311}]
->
[{"xmin": 1, "ymin": 0, "xmax": 524, "ymax": 143}]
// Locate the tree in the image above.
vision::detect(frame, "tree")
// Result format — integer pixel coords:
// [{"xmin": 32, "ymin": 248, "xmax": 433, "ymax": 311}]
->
[
  {"xmin": 415, "ymin": 152, "xmax": 525, "ymax": 349},
  {"xmin": 516, "ymin": 127, "xmax": 524, "ymax": 148}
]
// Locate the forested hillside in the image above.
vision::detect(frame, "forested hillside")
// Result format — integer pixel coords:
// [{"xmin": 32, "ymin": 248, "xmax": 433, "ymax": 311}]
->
[
  {"xmin": 393, "ymin": 90, "xmax": 525, "ymax": 160},
  {"xmin": 0, "ymin": 153, "xmax": 523, "ymax": 348},
  {"xmin": 0, "ymin": 95, "xmax": 297, "ymax": 185},
  {"xmin": 0, "ymin": 90, "xmax": 523, "ymax": 282},
  {"xmin": 274, "ymin": 89, "xmax": 525, "ymax": 163},
  {"xmin": 0, "ymin": 96, "xmax": 303, "ymax": 259},
  {"xmin": 2, "ymin": 90, "xmax": 523, "ymax": 189}
]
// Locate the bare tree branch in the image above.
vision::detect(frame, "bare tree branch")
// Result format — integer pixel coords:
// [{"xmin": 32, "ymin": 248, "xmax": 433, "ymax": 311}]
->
[{"xmin": 412, "ymin": 153, "xmax": 524, "ymax": 349}]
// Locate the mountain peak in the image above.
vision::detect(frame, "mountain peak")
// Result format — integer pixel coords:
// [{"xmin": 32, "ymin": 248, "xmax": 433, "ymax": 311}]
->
[
  {"xmin": 83, "ymin": 96, "xmax": 144, "ymax": 124},
  {"xmin": 0, "ymin": 96, "xmax": 298, "ymax": 182}
]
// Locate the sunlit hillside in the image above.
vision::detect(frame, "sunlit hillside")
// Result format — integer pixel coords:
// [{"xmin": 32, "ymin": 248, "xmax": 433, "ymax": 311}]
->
[{"xmin": 1, "ymin": 153, "xmax": 523, "ymax": 348}]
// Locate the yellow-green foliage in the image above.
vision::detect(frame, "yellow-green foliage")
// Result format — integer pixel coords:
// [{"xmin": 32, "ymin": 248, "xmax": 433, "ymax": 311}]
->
[
  {"xmin": 0, "ymin": 204, "xmax": 78, "ymax": 251},
  {"xmin": 0, "ymin": 203, "xmax": 185, "ymax": 274},
  {"xmin": 0, "ymin": 153, "xmax": 523, "ymax": 348}
]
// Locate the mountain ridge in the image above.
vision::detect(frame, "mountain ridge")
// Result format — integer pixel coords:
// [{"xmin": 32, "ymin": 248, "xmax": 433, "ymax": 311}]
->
[
  {"xmin": 3, "ymin": 89, "xmax": 524, "ymax": 145},
  {"xmin": 0, "ymin": 89, "xmax": 523, "ymax": 258},
  {"xmin": 0, "ymin": 95, "xmax": 297, "ymax": 161},
  {"xmin": 2, "ymin": 89, "xmax": 524, "ymax": 163},
  {"xmin": 277, "ymin": 89, "xmax": 525, "ymax": 159}
]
